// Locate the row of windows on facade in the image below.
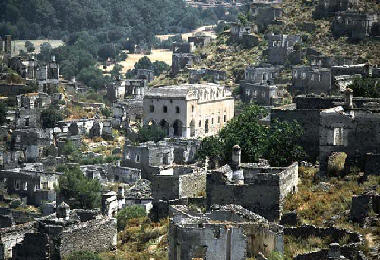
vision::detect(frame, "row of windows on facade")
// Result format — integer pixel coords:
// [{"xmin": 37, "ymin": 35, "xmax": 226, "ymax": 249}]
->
[
  {"xmin": 293, "ymin": 71, "xmax": 323, "ymax": 81},
  {"xmin": 125, "ymin": 152, "xmax": 170, "ymax": 164},
  {"xmin": 13, "ymin": 179, "xmax": 49, "ymax": 191},
  {"xmin": 149, "ymin": 105, "xmax": 192, "ymax": 113}
]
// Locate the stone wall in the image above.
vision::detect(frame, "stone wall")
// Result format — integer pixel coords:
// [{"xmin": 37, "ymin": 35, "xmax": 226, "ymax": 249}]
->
[
  {"xmin": 179, "ymin": 172, "xmax": 206, "ymax": 199},
  {"xmin": 319, "ymin": 107, "xmax": 380, "ymax": 175},
  {"xmin": 271, "ymin": 106, "xmax": 321, "ymax": 160},
  {"xmin": 59, "ymin": 217, "xmax": 117, "ymax": 258},
  {"xmin": 364, "ymin": 153, "xmax": 380, "ymax": 175},
  {"xmin": 0, "ymin": 84, "xmax": 29, "ymax": 96},
  {"xmin": 0, "ymin": 222, "xmax": 34, "ymax": 259},
  {"xmin": 206, "ymin": 163, "xmax": 298, "ymax": 221}
]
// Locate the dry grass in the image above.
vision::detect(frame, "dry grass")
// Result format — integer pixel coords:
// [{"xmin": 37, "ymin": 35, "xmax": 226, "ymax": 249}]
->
[
  {"xmin": 11, "ymin": 40, "xmax": 64, "ymax": 55},
  {"xmin": 101, "ymin": 49, "xmax": 173, "ymax": 74},
  {"xmin": 156, "ymin": 25, "xmax": 216, "ymax": 41}
]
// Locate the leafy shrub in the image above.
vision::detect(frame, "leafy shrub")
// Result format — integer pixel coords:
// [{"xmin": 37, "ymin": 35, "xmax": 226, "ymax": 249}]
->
[
  {"xmin": 65, "ymin": 251, "xmax": 102, "ymax": 260},
  {"xmin": 116, "ymin": 206, "xmax": 146, "ymax": 231}
]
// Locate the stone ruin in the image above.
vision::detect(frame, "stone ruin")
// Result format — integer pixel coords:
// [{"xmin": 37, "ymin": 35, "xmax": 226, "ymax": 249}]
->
[
  {"xmin": 206, "ymin": 145, "xmax": 298, "ymax": 221},
  {"xmin": 169, "ymin": 204, "xmax": 284, "ymax": 260},
  {"xmin": 265, "ymin": 33, "xmax": 302, "ymax": 65},
  {"xmin": 291, "ymin": 65, "xmax": 332, "ymax": 95},
  {"xmin": 313, "ymin": 0, "xmax": 358, "ymax": 18},
  {"xmin": 188, "ymin": 68, "xmax": 227, "ymax": 84}
]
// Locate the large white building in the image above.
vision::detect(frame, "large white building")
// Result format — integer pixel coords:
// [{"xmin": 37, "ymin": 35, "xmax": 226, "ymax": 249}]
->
[{"xmin": 143, "ymin": 83, "xmax": 234, "ymax": 138}]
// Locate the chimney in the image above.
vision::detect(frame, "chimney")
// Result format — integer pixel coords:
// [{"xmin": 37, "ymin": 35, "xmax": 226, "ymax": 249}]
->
[
  {"xmin": 56, "ymin": 201, "xmax": 70, "ymax": 220},
  {"xmin": 231, "ymin": 145, "xmax": 241, "ymax": 170},
  {"xmin": 51, "ymin": 55, "xmax": 56, "ymax": 62},
  {"xmin": 344, "ymin": 88, "xmax": 353, "ymax": 109}
]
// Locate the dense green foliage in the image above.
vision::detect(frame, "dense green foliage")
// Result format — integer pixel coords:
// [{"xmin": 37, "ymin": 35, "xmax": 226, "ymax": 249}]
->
[
  {"xmin": 350, "ymin": 78, "xmax": 379, "ymax": 98},
  {"xmin": 0, "ymin": 102, "xmax": 7, "ymax": 125},
  {"xmin": 0, "ymin": 0, "xmax": 238, "ymax": 44},
  {"xmin": 56, "ymin": 166, "xmax": 101, "ymax": 209},
  {"xmin": 197, "ymin": 105, "xmax": 305, "ymax": 167},
  {"xmin": 65, "ymin": 251, "xmax": 102, "ymax": 260},
  {"xmin": 130, "ymin": 125, "xmax": 167, "ymax": 143},
  {"xmin": 116, "ymin": 206, "xmax": 147, "ymax": 231},
  {"xmin": 126, "ymin": 56, "xmax": 170, "ymax": 78},
  {"xmin": 40, "ymin": 105, "xmax": 64, "ymax": 128}
]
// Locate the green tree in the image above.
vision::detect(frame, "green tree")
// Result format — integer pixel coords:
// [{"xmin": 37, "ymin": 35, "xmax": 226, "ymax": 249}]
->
[
  {"xmin": 65, "ymin": 251, "xmax": 102, "ymax": 260},
  {"xmin": 219, "ymin": 105, "xmax": 268, "ymax": 163},
  {"xmin": 38, "ymin": 42, "xmax": 52, "ymax": 62},
  {"xmin": 110, "ymin": 64, "xmax": 124, "ymax": 80},
  {"xmin": 152, "ymin": 61, "xmax": 170, "ymax": 76},
  {"xmin": 197, "ymin": 105, "xmax": 305, "ymax": 167},
  {"xmin": 134, "ymin": 56, "xmax": 152, "ymax": 70},
  {"xmin": 25, "ymin": 41, "xmax": 35, "ymax": 52},
  {"xmin": 130, "ymin": 125, "xmax": 166, "ymax": 143},
  {"xmin": 40, "ymin": 106, "xmax": 64, "ymax": 128},
  {"xmin": 350, "ymin": 78, "xmax": 379, "ymax": 98},
  {"xmin": 116, "ymin": 206, "xmax": 146, "ymax": 231},
  {"xmin": 56, "ymin": 166, "xmax": 101, "ymax": 209},
  {"xmin": 0, "ymin": 102, "xmax": 8, "ymax": 125},
  {"xmin": 197, "ymin": 135, "xmax": 225, "ymax": 166},
  {"xmin": 264, "ymin": 120, "xmax": 306, "ymax": 167}
]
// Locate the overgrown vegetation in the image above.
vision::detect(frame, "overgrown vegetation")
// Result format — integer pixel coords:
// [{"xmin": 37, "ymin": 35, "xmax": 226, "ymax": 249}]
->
[
  {"xmin": 350, "ymin": 78, "xmax": 379, "ymax": 98},
  {"xmin": 116, "ymin": 206, "xmax": 147, "ymax": 231},
  {"xmin": 197, "ymin": 105, "xmax": 305, "ymax": 167},
  {"xmin": 55, "ymin": 165, "xmax": 102, "ymax": 209}
]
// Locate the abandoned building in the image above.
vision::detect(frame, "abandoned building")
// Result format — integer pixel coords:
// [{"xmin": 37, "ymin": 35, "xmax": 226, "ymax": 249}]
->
[
  {"xmin": 188, "ymin": 68, "xmax": 227, "ymax": 84},
  {"xmin": 187, "ymin": 35, "xmax": 211, "ymax": 48},
  {"xmin": 240, "ymin": 83, "xmax": 282, "ymax": 106},
  {"xmin": 11, "ymin": 203, "xmax": 117, "ymax": 260},
  {"xmin": 0, "ymin": 167, "xmax": 61, "ymax": 206},
  {"xmin": 172, "ymin": 42, "xmax": 195, "ymax": 54},
  {"xmin": 249, "ymin": 2, "xmax": 283, "ymax": 32},
  {"xmin": 122, "ymin": 141, "xmax": 174, "ymax": 179},
  {"xmin": 265, "ymin": 33, "xmax": 302, "ymax": 65},
  {"xmin": 106, "ymin": 80, "xmax": 126, "ymax": 101},
  {"xmin": 143, "ymin": 83, "xmax": 234, "ymax": 138},
  {"xmin": 136, "ymin": 69, "xmax": 154, "ymax": 83},
  {"xmin": 35, "ymin": 56, "xmax": 60, "ymax": 87},
  {"xmin": 111, "ymin": 100, "xmax": 143, "ymax": 129},
  {"xmin": 171, "ymin": 53, "xmax": 201, "ymax": 75},
  {"xmin": 331, "ymin": 63, "xmax": 372, "ymax": 78},
  {"xmin": 125, "ymin": 79, "xmax": 146, "ymax": 99},
  {"xmin": 244, "ymin": 64, "xmax": 283, "ymax": 85},
  {"xmin": 313, "ymin": 0, "xmax": 357, "ymax": 18},
  {"xmin": 206, "ymin": 146, "xmax": 298, "ymax": 221},
  {"xmin": 319, "ymin": 89, "xmax": 380, "ymax": 175},
  {"xmin": 291, "ymin": 66, "xmax": 332, "ymax": 95},
  {"xmin": 331, "ymin": 12, "xmax": 379, "ymax": 40},
  {"xmin": 168, "ymin": 204, "xmax": 284, "ymax": 260},
  {"xmin": 229, "ymin": 22, "xmax": 259, "ymax": 48}
]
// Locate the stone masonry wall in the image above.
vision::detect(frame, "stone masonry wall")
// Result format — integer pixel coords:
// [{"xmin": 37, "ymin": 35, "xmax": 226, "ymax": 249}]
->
[
  {"xmin": 179, "ymin": 172, "xmax": 206, "ymax": 199},
  {"xmin": 59, "ymin": 217, "xmax": 117, "ymax": 258},
  {"xmin": 0, "ymin": 222, "xmax": 34, "ymax": 259}
]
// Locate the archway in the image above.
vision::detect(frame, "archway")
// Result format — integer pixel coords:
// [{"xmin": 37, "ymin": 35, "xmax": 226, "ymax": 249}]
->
[
  {"xmin": 173, "ymin": 120, "xmax": 183, "ymax": 137},
  {"xmin": 159, "ymin": 120, "xmax": 170, "ymax": 136}
]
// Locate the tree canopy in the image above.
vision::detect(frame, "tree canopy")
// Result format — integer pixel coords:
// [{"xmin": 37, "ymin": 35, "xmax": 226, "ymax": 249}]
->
[
  {"xmin": 56, "ymin": 166, "xmax": 101, "ymax": 209},
  {"xmin": 350, "ymin": 78, "xmax": 379, "ymax": 98},
  {"xmin": 197, "ymin": 105, "xmax": 305, "ymax": 167},
  {"xmin": 40, "ymin": 105, "xmax": 64, "ymax": 128}
]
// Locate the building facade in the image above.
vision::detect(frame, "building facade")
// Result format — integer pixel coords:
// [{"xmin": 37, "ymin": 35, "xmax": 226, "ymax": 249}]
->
[{"xmin": 143, "ymin": 83, "xmax": 234, "ymax": 138}]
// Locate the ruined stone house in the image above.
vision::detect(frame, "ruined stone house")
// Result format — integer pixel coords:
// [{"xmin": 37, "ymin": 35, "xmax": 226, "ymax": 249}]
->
[
  {"xmin": 206, "ymin": 146, "xmax": 298, "ymax": 221},
  {"xmin": 188, "ymin": 68, "xmax": 227, "ymax": 84},
  {"xmin": 187, "ymin": 35, "xmax": 211, "ymax": 48},
  {"xmin": 171, "ymin": 53, "xmax": 201, "ymax": 75},
  {"xmin": 11, "ymin": 203, "xmax": 117, "ymax": 260},
  {"xmin": 111, "ymin": 100, "xmax": 143, "ymax": 129},
  {"xmin": 319, "ymin": 90, "xmax": 380, "ymax": 175},
  {"xmin": 143, "ymin": 83, "xmax": 234, "ymax": 138},
  {"xmin": 265, "ymin": 33, "xmax": 302, "ymax": 65},
  {"xmin": 136, "ymin": 69, "xmax": 154, "ymax": 83},
  {"xmin": 168, "ymin": 204, "xmax": 284, "ymax": 260},
  {"xmin": 291, "ymin": 66, "xmax": 332, "ymax": 95},
  {"xmin": 106, "ymin": 80, "xmax": 126, "ymax": 101},
  {"xmin": 125, "ymin": 79, "xmax": 146, "ymax": 99},
  {"xmin": 313, "ymin": 0, "xmax": 357, "ymax": 18},
  {"xmin": 0, "ymin": 168, "xmax": 61, "ymax": 206},
  {"xmin": 35, "ymin": 56, "xmax": 59, "ymax": 87},
  {"xmin": 331, "ymin": 12, "xmax": 379, "ymax": 40},
  {"xmin": 249, "ymin": 2, "xmax": 283, "ymax": 32},
  {"xmin": 122, "ymin": 141, "xmax": 175, "ymax": 179}
]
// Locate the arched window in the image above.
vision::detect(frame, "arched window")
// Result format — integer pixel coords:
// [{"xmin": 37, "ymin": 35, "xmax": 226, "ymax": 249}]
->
[{"xmin": 176, "ymin": 106, "xmax": 180, "ymax": 113}]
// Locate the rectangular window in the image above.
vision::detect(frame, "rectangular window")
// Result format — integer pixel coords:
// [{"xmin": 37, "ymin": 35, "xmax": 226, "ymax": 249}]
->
[{"xmin": 333, "ymin": 128, "xmax": 344, "ymax": 146}]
